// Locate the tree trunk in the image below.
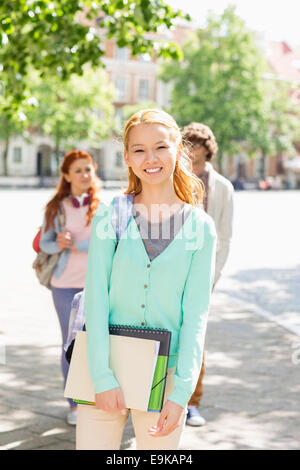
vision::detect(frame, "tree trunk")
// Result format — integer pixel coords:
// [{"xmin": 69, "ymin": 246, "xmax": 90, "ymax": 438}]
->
[
  {"xmin": 55, "ymin": 131, "xmax": 61, "ymax": 177},
  {"xmin": 217, "ymin": 151, "xmax": 223, "ymax": 175},
  {"xmin": 2, "ymin": 118, "xmax": 10, "ymax": 176},
  {"xmin": 260, "ymin": 151, "xmax": 266, "ymax": 180},
  {"xmin": 55, "ymin": 148, "xmax": 60, "ymax": 177},
  {"xmin": 2, "ymin": 136, "xmax": 10, "ymax": 176}
]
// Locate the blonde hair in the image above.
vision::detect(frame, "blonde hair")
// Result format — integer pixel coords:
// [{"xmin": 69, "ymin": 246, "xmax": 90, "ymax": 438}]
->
[{"xmin": 123, "ymin": 109, "xmax": 203, "ymax": 206}]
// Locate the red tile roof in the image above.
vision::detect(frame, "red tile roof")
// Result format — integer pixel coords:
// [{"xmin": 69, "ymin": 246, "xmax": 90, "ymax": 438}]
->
[{"xmin": 267, "ymin": 40, "xmax": 300, "ymax": 82}]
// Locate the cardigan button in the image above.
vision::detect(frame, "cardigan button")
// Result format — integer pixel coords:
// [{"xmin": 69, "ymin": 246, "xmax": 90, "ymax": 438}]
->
[
  {"xmin": 141, "ymin": 304, "xmax": 145, "ymax": 308},
  {"xmin": 141, "ymin": 322, "xmax": 145, "ymax": 326},
  {"xmin": 144, "ymin": 284, "xmax": 147, "ymax": 288},
  {"xmin": 147, "ymin": 264, "xmax": 150, "ymax": 268}
]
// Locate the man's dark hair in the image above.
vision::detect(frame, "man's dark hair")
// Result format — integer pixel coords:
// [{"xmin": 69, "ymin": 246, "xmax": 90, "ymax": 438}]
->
[{"xmin": 182, "ymin": 122, "xmax": 218, "ymax": 161}]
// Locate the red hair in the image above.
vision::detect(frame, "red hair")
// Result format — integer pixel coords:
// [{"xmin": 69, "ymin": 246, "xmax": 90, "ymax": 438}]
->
[{"xmin": 44, "ymin": 150, "xmax": 101, "ymax": 232}]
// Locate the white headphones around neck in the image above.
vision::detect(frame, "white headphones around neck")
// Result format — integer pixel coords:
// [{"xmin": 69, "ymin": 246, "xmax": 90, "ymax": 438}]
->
[{"xmin": 69, "ymin": 193, "xmax": 90, "ymax": 208}]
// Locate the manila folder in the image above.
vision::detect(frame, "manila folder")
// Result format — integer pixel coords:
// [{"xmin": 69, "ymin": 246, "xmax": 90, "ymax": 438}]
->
[{"xmin": 64, "ymin": 330, "xmax": 159, "ymax": 411}]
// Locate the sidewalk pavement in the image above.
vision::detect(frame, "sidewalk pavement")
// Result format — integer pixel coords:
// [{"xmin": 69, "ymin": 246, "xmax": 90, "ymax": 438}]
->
[{"xmin": 0, "ymin": 292, "xmax": 299, "ymax": 450}]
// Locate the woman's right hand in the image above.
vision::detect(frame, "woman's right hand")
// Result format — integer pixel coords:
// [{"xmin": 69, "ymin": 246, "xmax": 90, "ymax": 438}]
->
[
  {"xmin": 95, "ymin": 387, "xmax": 127, "ymax": 415},
  {"xmin": 57, "ymin": 231, "xmax": 72, "ymax": 250}
]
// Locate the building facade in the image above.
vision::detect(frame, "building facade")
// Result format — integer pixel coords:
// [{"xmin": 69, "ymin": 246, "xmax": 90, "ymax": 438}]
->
[
  {"xmin": 1, "ymin": 26, "xmax": 299, "ymax": 187},
  {"xmin": 0, "ymin": 31, "xmax": 172, "ymax": 183}
]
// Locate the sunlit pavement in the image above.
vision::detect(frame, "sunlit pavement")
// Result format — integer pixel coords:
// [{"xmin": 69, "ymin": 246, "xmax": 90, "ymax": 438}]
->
[{"xmin": 0, "ymin": 188, "xmax": 299, "ymax": 450}]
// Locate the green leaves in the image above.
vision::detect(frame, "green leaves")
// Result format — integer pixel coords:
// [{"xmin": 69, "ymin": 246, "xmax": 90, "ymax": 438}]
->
[
  {"xmin": 0, "ymin": 0, "xmax": 187, "ymax": 118},
  {"xmin": 26, "ymin": 67, "xmax": 117, "ymax": 156},
  {"xmin": 160, "ymin": 6, "xmax": 297, "ymax": 167}
]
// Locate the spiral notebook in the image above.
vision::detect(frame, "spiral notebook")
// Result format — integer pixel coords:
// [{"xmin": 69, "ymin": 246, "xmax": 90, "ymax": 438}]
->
[{"xmin": 64, "ymin": 325, "xmax": 171, "ymax": 412}]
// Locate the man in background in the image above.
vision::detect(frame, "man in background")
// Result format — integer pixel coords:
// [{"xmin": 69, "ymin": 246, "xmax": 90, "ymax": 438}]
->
[{"xmin": 182, "ymin": 122, "xmax": 234, "ymax": 426}]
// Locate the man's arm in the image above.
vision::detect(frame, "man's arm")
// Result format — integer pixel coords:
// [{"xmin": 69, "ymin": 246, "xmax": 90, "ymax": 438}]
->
[{"xmin": 214, "ymin": 183, "xmax": 234, "ymax": 285}]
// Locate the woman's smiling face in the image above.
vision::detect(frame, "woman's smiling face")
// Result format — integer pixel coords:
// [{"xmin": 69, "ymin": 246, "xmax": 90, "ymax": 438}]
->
[
  {"xmin": 124, "ymin": 123, "xmax": 180, "ymax": 186},
  {"xmin": 63, "ymin": 158, "xmax": 95, "ymax": 195}
]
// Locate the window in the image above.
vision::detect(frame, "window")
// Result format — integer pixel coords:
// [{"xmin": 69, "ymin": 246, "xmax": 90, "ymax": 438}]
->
[
  {"xmin": 115, "ymin": 107, "xmax": 123, "ymax": 123},
  {"xmin": 139, "ymin": 79, "xmax": 149, "ymax": 99},
  {"xmin": 115, "ymin": 151, "xmax": 123, "ymax": 168},
  {"xmin": 115, "ymin": 47, "xmax": 129, "ymax": 61},
  {"xmin": 115, "ymin": 108, "xmax": 124, "ymax": 131},
  {"xmin": 116, "ymin": 107, "xmax": 123, "ymax": 120},
  {"xmin": 13, "ymin": 147, "xmax": 22, "ymax": 163},
  {"xmin": 139, "ymin": 53, "xmax": 151, "ymax": 63},
  {"xmin": 115, "ymin": 77, "xmax": 126, "ymax": 100}
]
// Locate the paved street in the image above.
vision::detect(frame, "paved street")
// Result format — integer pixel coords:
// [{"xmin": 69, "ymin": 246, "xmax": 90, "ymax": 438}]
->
[
  {"xmin": 0, "ymin": 188, "xmax": 299, "ymax": 450},
  {"xmin": 220, "ymin": 190, "xmax": 300, "ymax": 336}
]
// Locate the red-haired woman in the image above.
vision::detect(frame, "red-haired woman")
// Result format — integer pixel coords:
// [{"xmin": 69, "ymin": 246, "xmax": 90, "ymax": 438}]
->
[{"xmin": 40, "ymin": 150, "xmax": 101, "ymax": 425}]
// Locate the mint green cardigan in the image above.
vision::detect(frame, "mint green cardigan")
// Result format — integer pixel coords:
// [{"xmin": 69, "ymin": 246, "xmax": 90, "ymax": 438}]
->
[{"xmin": 84, "ymin": 201, "xmax": 217, "ymax": 408}]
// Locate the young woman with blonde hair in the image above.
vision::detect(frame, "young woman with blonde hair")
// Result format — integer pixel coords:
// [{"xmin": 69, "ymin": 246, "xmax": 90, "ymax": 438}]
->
[
  {"xmin": 76, "ymin": 109, "xmax": 217, "ymax": 449},
  {"xmin": 40, "ymin": 150, "xmax": 100, "ymax": 425}
]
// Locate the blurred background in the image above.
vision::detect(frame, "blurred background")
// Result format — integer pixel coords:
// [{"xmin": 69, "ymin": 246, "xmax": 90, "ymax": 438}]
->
[{"xmin": 1, "ymin": 0, "xmax": 299, "ymax": 189}]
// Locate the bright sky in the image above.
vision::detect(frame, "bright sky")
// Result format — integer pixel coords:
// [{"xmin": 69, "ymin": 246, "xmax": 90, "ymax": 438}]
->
[{"xmin": 169, "ymin": 0, "xmax": 300, "ymax": 47}]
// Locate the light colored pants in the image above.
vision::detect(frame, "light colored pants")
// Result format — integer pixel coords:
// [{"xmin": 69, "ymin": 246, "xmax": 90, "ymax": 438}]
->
[{"xmin": 76, "ymin": 368, "xmax": 187, "ymax": 450}]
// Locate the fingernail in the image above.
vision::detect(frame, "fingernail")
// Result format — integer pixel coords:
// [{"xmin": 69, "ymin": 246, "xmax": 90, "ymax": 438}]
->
[
  {"xmin": 121, "ymin": 409, "xmax": 127, "ymax": 415},
  {"xmin": 148, "ymin": 425, "xmax": 159, "ymax": 435}
]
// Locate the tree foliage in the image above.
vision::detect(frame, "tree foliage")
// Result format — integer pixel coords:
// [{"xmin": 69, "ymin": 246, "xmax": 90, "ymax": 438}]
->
[
  {"xmin": 255, "ymin": 80, "xmax": 299, "ymax": 154},
  {"xmin": 26, "ymin": 67, "xmax": 116, "ymax": 172},
  {"xmin": 0, "ymin": 0, "xmax": 189, "ymax": 117},
  {"xmin": 160, "ymin": 6, "xmax": 297, "ymax": 169}
]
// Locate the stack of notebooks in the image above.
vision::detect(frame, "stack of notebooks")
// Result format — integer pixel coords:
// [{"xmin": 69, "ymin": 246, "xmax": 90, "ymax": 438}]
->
[{"xmin": 64, "ymin": 325, "xmax": 171, "ymax": 412}]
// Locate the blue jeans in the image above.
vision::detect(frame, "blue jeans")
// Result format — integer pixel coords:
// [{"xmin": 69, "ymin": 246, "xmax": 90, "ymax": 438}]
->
[{"xmin": 51, "ymin": 286, "xmax": 83, "ymax": 408}]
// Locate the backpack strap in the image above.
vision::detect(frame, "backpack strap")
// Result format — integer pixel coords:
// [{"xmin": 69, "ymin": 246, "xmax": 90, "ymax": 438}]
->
[
  {"xmin": 111, "ymin": 193, "xmax": 134, "ymax": 243},
  {"xmin": 57, "ymin": 202, "xmax": 66, "ymax": 232}
]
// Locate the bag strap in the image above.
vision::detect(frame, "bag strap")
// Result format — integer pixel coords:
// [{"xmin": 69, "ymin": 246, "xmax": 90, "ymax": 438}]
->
[
  {"xmin": 57, "ymin": 202, "xmax": 66, "ymax": 232},
  {"xmin": 111, "ymin": 194, "xmax": 134, "ymax": 243}
]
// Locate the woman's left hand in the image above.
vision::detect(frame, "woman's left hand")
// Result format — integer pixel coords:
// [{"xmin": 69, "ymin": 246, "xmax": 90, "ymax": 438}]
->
[{"xmin": 149, "ymin": 400, "xmax": 184, "ymax": 438}]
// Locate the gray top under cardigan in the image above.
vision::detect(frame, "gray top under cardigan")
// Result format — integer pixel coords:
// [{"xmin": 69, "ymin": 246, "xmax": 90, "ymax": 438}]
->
[{"xmin": 133, "ymin": 203, "xmax": 192, "ymax": 261}]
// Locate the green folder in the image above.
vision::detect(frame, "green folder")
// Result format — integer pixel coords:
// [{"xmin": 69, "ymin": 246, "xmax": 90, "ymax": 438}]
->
[{"xmin": 74, "ymin": 325, "xmax": 171, "ymax": 413}]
